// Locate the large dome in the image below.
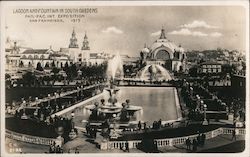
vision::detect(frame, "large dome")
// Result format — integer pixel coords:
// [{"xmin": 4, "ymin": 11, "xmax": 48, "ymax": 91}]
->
[
  {"xmin": 148, "ymin": 28, "xmax": 185, "ymax": 60},
  {"xmin": 150, "ymin": 39, "xmax": 179, "ymax": 53},
  {"xmin": 141, "ymin": 47, "xmax": 150, "ymax": 53}
]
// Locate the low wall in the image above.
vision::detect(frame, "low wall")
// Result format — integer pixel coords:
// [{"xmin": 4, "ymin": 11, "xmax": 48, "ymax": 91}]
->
[
  {"xmin": 101, "ymin": 127, "xmax": 245, "ymax": 150},
  {"xmin": 5, "ymin": 126, "xmax": 245, "ymax": 149},
  {"xmin": 51, "ymin": 92, "xmax": 104, "ymax": 118},
  {"xmin": 5, "ymin": 129, "xmax": 55, "ymax": 146},
  {"xmin": 173, "ymin": 88, "xmax": 182, "ymax": 120}
]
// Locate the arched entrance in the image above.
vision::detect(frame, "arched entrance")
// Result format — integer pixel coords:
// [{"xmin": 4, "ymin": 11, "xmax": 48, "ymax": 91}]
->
[{"xmin": 155, "ymin": 50, "xmax": 170, "ymax": 60}]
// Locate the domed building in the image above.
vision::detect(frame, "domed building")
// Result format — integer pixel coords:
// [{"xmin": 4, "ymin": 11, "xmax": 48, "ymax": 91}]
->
[{"xmin": 140, "ymin": 28, "xmax": 186, "ymax": 72}]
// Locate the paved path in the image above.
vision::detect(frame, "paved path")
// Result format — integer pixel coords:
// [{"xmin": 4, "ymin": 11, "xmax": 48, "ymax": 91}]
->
[{"xmin": 158, "ymin": 134, "xmax": 245, "ymax": 153}]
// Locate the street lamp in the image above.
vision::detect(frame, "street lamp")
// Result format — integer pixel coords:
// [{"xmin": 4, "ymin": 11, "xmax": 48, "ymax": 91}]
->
[
  {"xmin": 48, "ymin": 94, "xmax": 51, "ymax": 106},
  {"xmin": 22, "ymin": 100, "xmax": 26, "ymax": 107},
  {"xmin": 21, "ymin": 100, "xmax": 28, "ymax": 120},
  {"xmin": 54, "ymin": 92, "xmax": 57, "ymax": 103},
  {"xmin": 200, "ymin": 100, "xmax": 204, "ymax": 111},
  {"xmin": 81, "ymin": 85, "xmax": 83, "ymax": 97},
  {"xmin": 34, "ymin": 97, "xmax": 39, "ymax": 116},
  {"xmin": 190, "ymin": 87, "xmax": 193, "ymax": 97},
  {"xmin": 77, "ymin": 87, "xmax": 80, "ymax": 97},
  {"xmin": 202, "ymin": 104, "xmax": 208, "ymax": 125},
  {"xmin": 71, "ymin": 111, "xmax": 75, "ymax": 121},
  {"xmin": 35, "ymin": 97, "xmax": 38, "ymax": 105},
  {"xmin": 195, "ymin": 95, "xmax": 200, "ymax": 110}
]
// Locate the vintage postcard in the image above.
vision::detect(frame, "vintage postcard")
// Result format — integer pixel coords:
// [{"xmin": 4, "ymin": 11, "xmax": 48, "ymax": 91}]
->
[{"xmin": 0, "ymin": 1, "xmax": 249, "ymax": 156}]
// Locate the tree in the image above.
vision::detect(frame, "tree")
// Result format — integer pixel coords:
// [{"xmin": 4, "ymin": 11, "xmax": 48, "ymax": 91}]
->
[
  {"xmin": 5, "ymin": 73, "xmax": 11, "ymax": 80},
  {"xmin": 28, "ymin": 62, "xmax": 32, "ymax": 67},
  {"xmin": 19, "ymin": 61, "xmax": 24, "ymax": 67},
  {"xmin": 45, "ymin": 62, "xmax": 50, "ymax": 68},
  {"xmin": 52, "ymin": 67, "xmax": 60, "ymax": 74},
  {"xmin": 5, "ymin": 74, "xmax": 11, "ymax": 88},
  {"xmin": 189, "ymin": 66, "xmax": 198, "ymax": 77},
  {"xmin": 22, "ymin": 72, "xmax": 36, "ymax": 87},
  {"xmin": 51, "ymin": 61, "xmax": 56, "ymax": 67},
  {"xmin": 64, "ymin": 62, "xmax": 69, "ymax": 70},
  {"xmin": 36, "ymin": 62, "xmax": 44, "ymax": 71}
]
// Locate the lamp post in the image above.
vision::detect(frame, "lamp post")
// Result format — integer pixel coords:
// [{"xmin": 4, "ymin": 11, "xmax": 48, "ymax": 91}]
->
[
  {"xmin": 48, "ymin": 94, "xmax": 51, "ymax": 107},
  {"xmin": 71, "ymin": 111, "xmax": 75, "ymax": 128},
  {"xmin": 35, "ymin": 97, "xmax": 39, "ymax": 106},
  {"xmin": 71, "ymin": 111, "xmax": 75, "ymax": 120},
  {"xmin": 22, "ymin": 100, "xmax": 26, "ymax": 108},
  {"xmin": 34, "ymin": 97, "xmax": 39, "ymax": 116},
  {"xmin": 77, "ymin": 87, "xmax": 80, "ymax": 99},
  {"xmin": 202, "ymin": 104, "xmax": 208, "ymax": 125},
  {"xmin": 21, "ymin": 100, "xmax": 28, "ymax": 119},
  {"xmin": 196, "ymin": 95, "xmax": 200, "ymax": 110},
  {"xmin": 190, "ymin": 87, "xmax": 193, "ymax": 97},
  {"xmin": 54, "ymin": 92, "xmax": 57, "ymax": 103},
  {"xmin": 200, "ymin": 100, "xmax": 204, "ymax": 110}
]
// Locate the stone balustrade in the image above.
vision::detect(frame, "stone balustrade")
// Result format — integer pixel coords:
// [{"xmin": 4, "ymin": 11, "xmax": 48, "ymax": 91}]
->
[
  {"xmin": 5, "ymin": 127, "xmax": 245, "ymax": 148},
  {"xmin": 6, "ymin": 129, "xmax": 55, "ymax": 146},
  {"xmin": 101, "ymin": 127, "xmax": 245, "ymax": 150}
]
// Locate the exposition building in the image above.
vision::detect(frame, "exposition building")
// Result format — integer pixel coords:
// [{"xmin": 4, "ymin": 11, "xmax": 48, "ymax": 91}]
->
[{"xmin": 140, "ymin": 28, "xmax": 186, "ymax": 72}]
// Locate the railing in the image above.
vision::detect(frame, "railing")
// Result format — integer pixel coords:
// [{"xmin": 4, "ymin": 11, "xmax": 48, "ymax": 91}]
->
[
  {"xmin": 6, "ymin": 129, "xmax": 55, "ymax": 146},
  {"xmin": 6, "ymin": 127, "xmax": 245, "ymax": 148},
  {"xmin": 102, "ymin": 127, "xmax": 245, "ymax": 150},
  {"xmin": 50, "ymin": 92, "xmax": 104, "ymax": 118}
]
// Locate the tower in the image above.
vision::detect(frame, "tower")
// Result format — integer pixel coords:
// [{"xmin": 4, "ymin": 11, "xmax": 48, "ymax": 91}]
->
[
  {"xmin": 82, "ymin": 32, "xmax": 90, "ymax": 50},
  {"xmin": 69, "ymin": 28, "xmax": 79, "ymax": 48},
  {"xmin": 159, "ymin": 27, "xmax": 167, "ymax": 39},
  {"xmin": 68, "ymin": 28, "xmax": 80, "ymax": 63}
]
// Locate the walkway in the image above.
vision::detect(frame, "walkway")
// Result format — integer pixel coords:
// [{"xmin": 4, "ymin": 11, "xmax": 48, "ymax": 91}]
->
[
  {"xmin": 7, "ymin": 83, "xmax": 104, "ymax": 114},
  {"xmin": 158, "ymin": 134, "xmax": 245, "ymax": 153},
  {"xmin": 5, "ymin": 134, "xmax": 245, "ymax": 154}
]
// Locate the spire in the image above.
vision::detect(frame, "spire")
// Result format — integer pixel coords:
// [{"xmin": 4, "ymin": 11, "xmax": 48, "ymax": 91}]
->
[
  {"xmin": 82, "ymin": 31, "xmax": 90, "ymax": 50},
  {"xmin": 144, "ymin": 43, "xmax": 147, "ymax": 48},
  {"xmin": 84, "ymin": 31, "xmax": 88, "ymax": 39},
  {"xmin": 69, "ymin": 27, "xmax": 79, "ymax": 48},
  {"xmin": 159, "ymin": 27, "xmax": 167, "ymax": 39}
]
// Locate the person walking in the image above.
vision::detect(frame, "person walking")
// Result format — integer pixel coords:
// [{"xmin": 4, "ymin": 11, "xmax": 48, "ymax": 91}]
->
[
  {"xmin": 138, "ymin": 121, "xmax": 142, "ymax": 130},
  {"xmin": 232, "ymin": 129, "xmax": 236, "ymax": 141},
  {"xmin": 185, "ymin": 138, "xmax": 191, "ymax": 150},
  {"xmin": 143, "ymin": 122, "xmax": 147, "ymax": 130},
  {"xmin": 197, "ymin": 133, "xmax": 201, "ymax": 146},
  {"xmin": 125, "ymin": 141, "xmax": 129, "ymax": 152},
  {"xmin": 192, "ymin": 139, "xmax": 197, "ymax": 152},
  {"xmin": 201, "ymin": 133, "xmax": 206, "ymax": 146}
]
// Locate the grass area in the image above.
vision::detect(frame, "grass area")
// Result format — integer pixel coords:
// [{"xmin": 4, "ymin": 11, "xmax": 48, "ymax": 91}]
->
[{"xmin": 199, "ymin": 140, "xmax": 245, "ymax": 153}]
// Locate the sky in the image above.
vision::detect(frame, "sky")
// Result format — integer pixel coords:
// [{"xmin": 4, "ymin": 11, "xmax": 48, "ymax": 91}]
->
[{"xmin": 5, "ymin": 5, "xmax": 247, "ymax": 57}]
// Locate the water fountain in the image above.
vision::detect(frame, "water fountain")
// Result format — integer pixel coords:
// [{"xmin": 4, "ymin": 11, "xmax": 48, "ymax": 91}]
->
[
  {"xmin": 137, "ymin": 64, "xmax": 172, "ymax": 81},
  {"xmin": 84, "ymin": 52, "xmax": 142, "ymax": 124}
]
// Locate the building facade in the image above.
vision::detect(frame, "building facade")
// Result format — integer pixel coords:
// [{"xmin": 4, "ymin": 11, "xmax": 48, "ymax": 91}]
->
[
  {"xmin": 198, "ymin": 62, "xmax": 222, "ymax": 74},
  {"xmin": 140, "ymin": 28, "xmax": 186, "ymax": 72},
  {"xmin": 63, "ymin": 28, "xmax": 110, "ymax": 65}
]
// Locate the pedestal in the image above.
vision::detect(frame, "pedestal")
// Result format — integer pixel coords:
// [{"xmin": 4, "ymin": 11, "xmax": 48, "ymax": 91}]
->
[
  {"xmin": 100, "ymin": 140, "xmax": 108, "ymax": 150},
  {"xmin": 202, "ymin": 119, "xmax": 208, "ymax": 125}
]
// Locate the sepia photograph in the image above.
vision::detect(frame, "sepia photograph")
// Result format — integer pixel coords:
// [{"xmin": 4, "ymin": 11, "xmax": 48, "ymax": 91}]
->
[{"xmin": 0, "ymin": 1, "xmax": 249, "ymax": 156}]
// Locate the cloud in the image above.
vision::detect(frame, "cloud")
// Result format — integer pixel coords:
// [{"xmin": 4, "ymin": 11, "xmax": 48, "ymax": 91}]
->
[
  {"xmin": 180, "ymin": 20, "xmax": 219, "ymax": 29},
  {"xmin": 210, "ymin": 32, "xmax": 222, "ymax": 37},
  {"xmin": 151, "ymin": 31, "xmax": 161, "ymax": 36},
  {"xmin": 102, "ymin": 26, "xmax": 123, "ymax": 34},
  {"xmin": 168, "ymin": 28, "xmax": 208, "ymax": 37}
]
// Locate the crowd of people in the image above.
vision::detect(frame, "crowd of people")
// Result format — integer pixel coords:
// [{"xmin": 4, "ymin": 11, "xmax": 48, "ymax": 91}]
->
[
  {"xmin": 185, "ymin": 132, "xmax": 206, "ymax": 152},
  {"xmin": 13, "ymin": 84, "xmax": 104, "ymax": 123},
  {"xmin": 48, "ymin": 142, "xmax": 63, "ymax": 153}
]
